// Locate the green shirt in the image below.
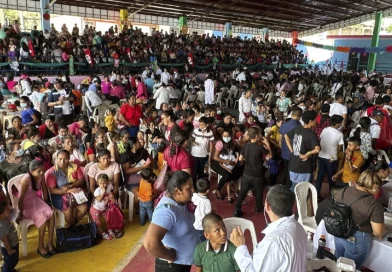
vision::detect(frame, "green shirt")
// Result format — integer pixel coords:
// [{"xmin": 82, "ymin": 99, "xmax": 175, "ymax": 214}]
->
[{"xmin": 194, "ymin": 240, "xmax": 239, "ymax": 272}]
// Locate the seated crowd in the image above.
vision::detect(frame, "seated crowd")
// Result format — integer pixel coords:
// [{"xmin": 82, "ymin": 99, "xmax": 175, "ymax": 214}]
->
[
  {"xmin": 0, "ymin": 20, "xmax": 304, "ymax": 68},
  {"xmin": 0, "ymin": 51, "xmax": 390, "ymax": 272}
]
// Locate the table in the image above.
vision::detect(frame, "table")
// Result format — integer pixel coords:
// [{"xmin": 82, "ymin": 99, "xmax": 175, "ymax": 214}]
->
[{"xmin": 314, "ymin": 217, "xmax": 392, "ymax": 272}]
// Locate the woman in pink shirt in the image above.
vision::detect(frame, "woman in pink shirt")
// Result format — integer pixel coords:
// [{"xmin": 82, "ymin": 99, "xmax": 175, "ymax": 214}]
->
[
  {"xmin": 163, "ymin": 130, "xmax": 193, "ymax": 176},
  {"xmin": 110, "ymin": 80, "xmax": 125, "ymax": 99},
  {"xmin": 101, "ymin": 75, "xmax": 112, "ymax": 97},
  {"xmin": 135, "ymin": 76, "xmax": 148, "ymax": 101},
  {"xmin": 68, "ymin": 115, "xmax": 88, "ymax": 141}
]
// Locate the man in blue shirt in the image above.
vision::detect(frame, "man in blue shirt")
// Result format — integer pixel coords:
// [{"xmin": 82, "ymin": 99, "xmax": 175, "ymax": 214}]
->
[
  {"xmin": 279, "ymin": 107, "xmax": 302, "ymax": 188},
  {"xmin": 145, "ymin": 73, "xmax": 155, "ymax": 96}
]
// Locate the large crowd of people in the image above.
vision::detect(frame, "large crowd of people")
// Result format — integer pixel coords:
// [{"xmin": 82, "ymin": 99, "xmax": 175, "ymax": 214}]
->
[
  {"xmin": 0, "ymin": 25, "xmax": 390, "ymax": 272},
  {"xmin": 0, "ymin": 20, "xmax": 306, "ymax": 68}
]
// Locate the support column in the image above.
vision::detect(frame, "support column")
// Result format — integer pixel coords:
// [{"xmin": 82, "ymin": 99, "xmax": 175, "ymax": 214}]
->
[
  {"xmin": 224, "ymin": 22, "xmax": 232, "ymax": 38},
  {"xmin": 120, "ymin": 9, "xmax": 128, "ymax": 31},
  {"xmin": 179, "ymin": 16, "xmax": 188, "ymax": 34},
  {"xmin": 40, "ymin": 0, "xmax": 50, "ymax": 31},
  {"xmin": 368, "ymin": 11, "xmax": 383, "ymax": 71}
]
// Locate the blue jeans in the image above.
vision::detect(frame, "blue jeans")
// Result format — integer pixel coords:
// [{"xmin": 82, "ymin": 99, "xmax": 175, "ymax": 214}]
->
[
  {"xmin": 1, "ymin": 245, "xmax": 19, "ymax": 272},
  {"xmin": 127, "ymin": 126, "xmax": 140, "ymax": 138},
  {"xmin": 315, "ymin": 157, "xmax": 337, "ymax": 196},
  {"xmin": 139, "ymin": 200, "xmax": 153, "ymax": 226},
  {"xmin": 334, "ymin": 231, "xmax": 372, "ymax": 268}
]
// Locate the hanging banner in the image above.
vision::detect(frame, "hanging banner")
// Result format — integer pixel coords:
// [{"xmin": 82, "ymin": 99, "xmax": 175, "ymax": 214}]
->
[
  {"xmin": 292, "ymin": 32, "xmax": 299, "ymax": 46},
  {"xmin": 83, "ymin": 48, "xmax": 94, "ymax": 67},
  {"xmin": 296, "ymin": 39, "xmax": 392, "ymax": 53},
  {"xmin": 224, "ymin": 22, "xmax": 232, "ymax": 38},
  {"xmin": 179, "ymin": 16, "xmax": 188, "ymax": 34}
]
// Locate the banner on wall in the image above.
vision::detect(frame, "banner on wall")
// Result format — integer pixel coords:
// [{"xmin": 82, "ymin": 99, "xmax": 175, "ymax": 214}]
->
[
  {"xmin": 296, "ymin": 39, "xmax": 392, "ymax": 53},
  {"xmin": 292, "ymin": 32, "xmax": 299, "ymax": 46}
]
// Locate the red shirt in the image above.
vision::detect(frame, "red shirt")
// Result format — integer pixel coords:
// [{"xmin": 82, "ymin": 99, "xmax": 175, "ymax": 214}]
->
[
  {"xmin": 120, "ymin": 104, "xmax": 143, "ymax": 126},
  {"xmin": 164, "ymin": 146, "xmax": 193, "ymax": 173}
]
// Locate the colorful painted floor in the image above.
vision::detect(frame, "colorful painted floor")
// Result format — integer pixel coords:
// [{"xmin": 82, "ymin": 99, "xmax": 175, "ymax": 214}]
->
[{"xmin": 0, "ymin": 210, "xmax": 148, "ymax": 272}]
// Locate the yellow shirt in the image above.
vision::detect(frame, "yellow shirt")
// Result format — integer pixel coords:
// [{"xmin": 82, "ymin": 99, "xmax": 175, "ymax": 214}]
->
[
  {"xmin": 342, "ymin": 150, "xmax": 364, "ymax": 183},
  {"xmin": 269, "ymin": 125, "xmax": 282, "ymax": 146},
  {"xmin": 105, "ymin": 115, "xmax": 115, "ymax": 132},
  {"xmin": 22, "ymin": 140, "xmax": 35, "ymax": 150}
]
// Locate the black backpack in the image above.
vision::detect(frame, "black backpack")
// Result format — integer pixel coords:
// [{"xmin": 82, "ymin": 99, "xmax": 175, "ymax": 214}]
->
[{"xmin": 323, "ymin": 187, "xmax": 369, "ymax": 239}]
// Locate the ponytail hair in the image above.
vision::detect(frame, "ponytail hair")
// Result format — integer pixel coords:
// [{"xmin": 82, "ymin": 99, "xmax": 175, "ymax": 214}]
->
[
  {"xmin": 28, "ymin": 159, "xmax": 44, "ymax": 191},
  {"xmin": 169, "ymin": 130, "xmax": 189, "ymax": 157},
  {"xmin": 166, "ymin": 171, "xmax": 191, "ymax": 195}
]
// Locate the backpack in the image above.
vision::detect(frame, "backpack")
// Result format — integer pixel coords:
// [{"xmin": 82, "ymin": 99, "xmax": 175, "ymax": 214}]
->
[
  {"xmin": 105, "ymin": 202, "xmax": 125, "ymax": 230},
  {"xmin": 323, "ymin": 187, "xmax": 369, "ymax": 239}
]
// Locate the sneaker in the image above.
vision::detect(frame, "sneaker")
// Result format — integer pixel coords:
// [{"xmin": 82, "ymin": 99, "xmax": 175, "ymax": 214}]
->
[
  {"xmin": 108, "ymin": 230, "xmax": 115, "ymax": 237},
  {"xmin": 233, "ymin": 209, "xmax": 244, "ymax": 217},
  {"xmin": 102, "ymin": 232, "xmax": 113, "ymax": 240}
]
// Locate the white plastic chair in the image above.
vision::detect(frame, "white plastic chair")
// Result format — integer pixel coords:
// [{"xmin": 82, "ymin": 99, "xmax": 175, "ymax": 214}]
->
[
  {"xmin": 221, "ymin": 91, "xmax": 234, "ymax": 108},
  {"xmin": 294, "ymin": 182, "xmax": 318, "ymax": 234},
  {"xmin": 90, "ymin": 104, "xmax": 109, "ymax": 126},
  {"xmin": 123, "ymin": 188, "xmax": 135, "ymax": 222},
  {"xmin": 215, "ymin": 92, "xmax": 223, "ymax": 108},
  {"xmin": 7, "ymin": 174, "xmax": 35, "ymax": 256},
  {"xmin": 224, "ymin": 217, "xmax": 258, "ymax": 249},
  {"xmin": 44, "ymin": 170, "xmax": 65, "ymax": 229},
  {"xmin": 264, "ymin": 92, "xmax": 273, "ymax": 103},
  {"xmin": 84, "ymin": 162, "xmax": 95, "ymax": 194},
  {"xmin": 377, "ymin": 150, "xmax": 390, "ymax": 164}
]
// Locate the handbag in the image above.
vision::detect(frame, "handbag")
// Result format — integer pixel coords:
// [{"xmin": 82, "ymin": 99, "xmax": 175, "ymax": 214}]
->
[
  {"xmin": 105, "ymin": 202, "xmax": 125, "ymax": 230},
  {"xmin": 56, "ymin": 222, "xmax": 97, "ymax": 253},
  {"xmin": 154, "ymin": 164, "xmax": 168, "ymax": 192}
]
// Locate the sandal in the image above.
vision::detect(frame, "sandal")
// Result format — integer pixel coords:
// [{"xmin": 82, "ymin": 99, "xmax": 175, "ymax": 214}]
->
[
  {"xmin": 227, "ymin": 197, "xmax": 232, "ymax": 203},
  {"xmin": 46, "ymin": 244, "xmax": 57, "ymax": 254},
  {"xmin": 213, "ymin": 190, "xmax": 224, "ymax": 201},
  {"xmin": 37, "ymin": 248, "xmax": 52, "ymax": 258},
  {"xmin": 114, "ymin": 230, "xmax": 123, "ymax": 238},
  {"xmin": 102, "ymin": 232, "xmax": 113, "ymax": 240}
]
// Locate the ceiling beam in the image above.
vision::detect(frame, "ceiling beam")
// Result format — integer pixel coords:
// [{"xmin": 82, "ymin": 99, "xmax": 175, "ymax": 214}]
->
[{"xmin": 129, "ymin": 0, "xmax": 159, "ymax": 16}]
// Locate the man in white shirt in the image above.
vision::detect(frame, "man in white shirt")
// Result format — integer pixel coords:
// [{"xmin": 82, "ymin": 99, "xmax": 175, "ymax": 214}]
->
[
  {"xmin": 85, "ymin": 89, "xmax": 103, "ymax": 114},
  {"xmin": 20, "ymin": 75, "xmax": 32, "ymax": 96},
  {"xmin": 204, "ymin": 74, "xmax": 215, "ymax": 105},
  {"xmin": 231, "ymin": 185, "xmax": 307, "ymax": 272},
  {"xmin": 315, "ymin": 115, "xmax": 344, "ymax": 199},
  {"xmin": 238, "ymin": 89, "xmax": 252, "ymax": 123},
  {"xmin": 236, "ymin": 69, "xmax": 246, "ymax": 83},
  {"xmin": 161, "ymin": 68, "xmax": 170, "ymax": 85},
  {"xmin": 329, "ymin": 93, "xmax": 347, "ymax": 128},
  {"xmin": 153, "ymin": 83, "xmax": 170, "ymax": 110}
]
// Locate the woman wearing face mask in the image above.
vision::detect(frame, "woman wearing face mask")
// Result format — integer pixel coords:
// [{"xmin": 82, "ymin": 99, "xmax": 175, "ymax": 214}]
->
[
  {"xmin": 210, "ymin": 129, "xmax": 242, "ymax": 202},
  {"xmin": 20, "ymin": 96, "xmax": 39, "ymax": 126},
  {"xmin": 0, "ymin": 142, "xmax": 30, "ymax": 190},
  {"xmin": 276, "ymin": 91, "xmax": 291, "ymax": 114}
]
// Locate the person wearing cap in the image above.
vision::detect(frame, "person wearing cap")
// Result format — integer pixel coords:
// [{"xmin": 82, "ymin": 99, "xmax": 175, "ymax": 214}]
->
[{"xmin": 40, "ymin": 82, "xmax": 52, "ymax": 93}]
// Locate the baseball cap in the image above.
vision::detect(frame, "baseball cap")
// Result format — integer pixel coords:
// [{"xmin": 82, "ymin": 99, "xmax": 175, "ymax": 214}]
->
[
  {"xmin": 20, "ymin": 74, "xmax": 28, "ymax": 80},
  {"xmin": 372, "ymin": 109, "xmax": 385, "ymax": 117},
  {"xmin": 45, "ymin": 82, "xmax": 51, "ymax": 88}
]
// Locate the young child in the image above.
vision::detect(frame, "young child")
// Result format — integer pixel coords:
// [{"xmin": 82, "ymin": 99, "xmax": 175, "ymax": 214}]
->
[
  {"xmin": 90, "ymin": 174, "xmax": 115, "ymax": 240},
  {"xmin": 333, "ymin": 136, "xmax": 364, "ymax": 186},
  {"xmin": 22, "ymin": 127, "xmax": 41, "ymax": 150},
  {"xmin": 192, "ymin": 179, "xmax": 212, "ymax": 241},
  {"xmin": 219, "ymin": 152, "xmax": 238, "ymax": 173},
  {"xmin": 105, "ymin": 108, "xmax": 116, "ymax": 132},
  {"xmin": 193, "ymin": 213, "xmax": 239, "ymax": 272},
  {"xmin": 0, "ymin": 201, "xmax": 19, "ymax": 272},
  {"xmin": 138, "ymin": 169, "xmax": 156, "ymax": 226}
]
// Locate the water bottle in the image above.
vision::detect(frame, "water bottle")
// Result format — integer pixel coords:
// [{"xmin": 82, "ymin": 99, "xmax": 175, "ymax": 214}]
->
[
  {"xmin": 307, "ymin": 232, "xmax": 314, "ymax": 260},
  {"xmin": 316, "ymin": 235, "xmax": 326, "ymax": 259}
]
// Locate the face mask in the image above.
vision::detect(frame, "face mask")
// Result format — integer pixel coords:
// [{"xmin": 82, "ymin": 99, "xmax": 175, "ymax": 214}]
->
[
  {"xmin": 223, "ymin": 137, "xmax": 231, "ymax": 143},
  {"xmin": 299, "ymin": 105, "xmax": 306, "ymax": 111},
  {"xmin": 15, "ymin": 148, "xmax": 24, "ymax": 157},
  {"xmin": 20, "ymin": 103, "xmax": 27, "ymax": 108},
  {"xmin": 217, "ymin": 110, "xmax": 222, "ymax": 115}
]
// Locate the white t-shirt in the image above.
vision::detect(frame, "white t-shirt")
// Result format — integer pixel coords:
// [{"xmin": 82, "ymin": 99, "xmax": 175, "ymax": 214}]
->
[
  {"xmin": 369, "ymin": 118, "xmax": 381, "ymax": 139},
  {"xmin": 57, "ymin": 89, "xmax": 72, "ymax": 115},
  {"xmin": 93, "ymin": 183, "xmax": 114, "ymax": 211},
  {"xmin": 191, "ymin": 193, "xmax": 212, "ymax": 230},
  {"xmin": 329, "ymin": 103, "xmax": 347, "ymax": 117},
  {"xmin": 319, "ymin": 127, "xmax": 344, "ymax": 160},
  {"xmin": 191, "ymin": 129, "xmax": 214, "ymax": 158}
]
